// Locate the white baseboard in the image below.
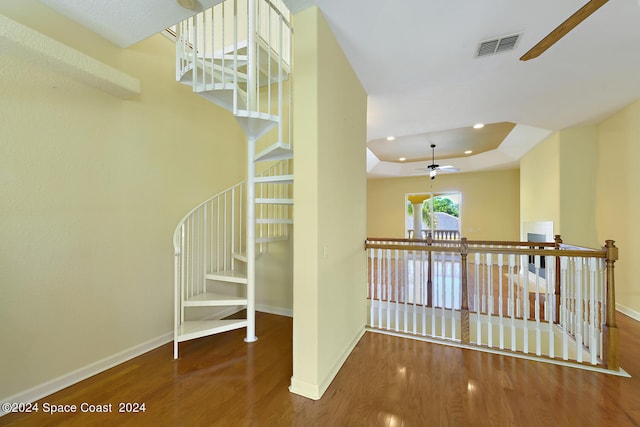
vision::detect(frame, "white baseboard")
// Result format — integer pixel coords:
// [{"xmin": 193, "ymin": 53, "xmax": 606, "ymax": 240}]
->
[
  {"xmin": 256, "ymin": 304, "xmax": 293, "ymax": 317},
  {"xmin": 288, "ymin": 377, "xmax": 322, "ymax": 400},
  {"xmin": 0, "ymin": 332, "xmax": 172, "ymax": 417},
  {"xmin": 617, "ymin": 304, "xmax": 640, "ymax": 322},
  {"xmin": 289, "ymin": 326, "xmax": 366, "ymax": 400}
]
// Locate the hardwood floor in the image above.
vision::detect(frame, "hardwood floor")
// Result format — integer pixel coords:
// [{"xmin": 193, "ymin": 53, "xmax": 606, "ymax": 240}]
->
[{"xmin": 2, "ymin": 311, "xmax": 640, "ymax": 426}]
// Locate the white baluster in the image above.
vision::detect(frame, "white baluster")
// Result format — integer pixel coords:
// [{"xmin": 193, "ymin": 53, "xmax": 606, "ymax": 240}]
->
[
  {"xmin": 521, "ymin": 253, "xmax": 528, "ymax": 354},
  {"xmin": 546, "ymin": 255, "xmax": 555, "ymax": 359},
  {"xmin": 498, "ymin": 253, "xmax": 504, "ymax": 350},
  {"xmin": 411, "ymin": 251, "xmax": 420, "ymax": 334},
  {"xmin": 474, "ymin": 252, "xmax": 481, "ymax": 344},
  {"xmin": 575, "ymin": 257, "xmax": 583, "ymax": 363},
  {"xmin": 487, "ymin": 252, "xmax": 493, "ymax": 348},
  {"xmin": 421, "ymin": 250, "xmax": 427, "ymax": 336},
  {"xmin": 509, "ymin": 254, "xmax": 516, "ymax": 352},
  {"xmin": 403, "ymin": 249, "xmax": 408, "ymax": 333},
  {"xmin": 588, "ymin": 258, "xmax": 598, "ymax": 365},
  {"xmin": 430, "ymin": 250, "xmax": 436, "ymax": 337},
  {"xmin": 377, "ymin": 248, "xmax": 382, "ymax": 329},
  {"xmin": 369, "ymin": 248, "xmax": 374, "ymax": 327},
  {"xmin": 534, "ymin": 253, "xmax": 541, "ymax": 356},
  {"xmin": 394, "ymin": 249, "xmax": 400, "ymax": 332},
  {"xmin": 386, "ymin": 248, "xmax": 392, "ymax": 330},
  {"xmin": 440, "ymin": 250, "xmax": 446, "ymax": 339}
]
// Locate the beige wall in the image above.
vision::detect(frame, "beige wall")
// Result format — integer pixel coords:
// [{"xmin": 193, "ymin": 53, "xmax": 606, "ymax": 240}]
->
[
  {"xmin": 559, "ymin": 126, "xmax": 598, "ymax": 248},
  {"xmin": 291, "ymin": 7, "xmax": 368, "ymax": 400},
  {"xmin": 520, "ymin": 132, "xmax": 561, "ymax": 236},
  {"xmin": 520, "ymin": 127, "xmax": 599, "ymax": 247},
  {"xmin": 256, "ymin": 238, "xmax": 294, "ymax": 314},
  {"xmin": 520, "ymin": 99, "xmax": 640, "ymax": 316},
  {"xmin": 0, "ymin": 2, "xmax": 246, "ymax": 399},
  {"xmin": 368, "ymin": 169, "xmax": 520, "ymax": 241},
  {"xmin": 596, "ymin": 99, "xmax": 640, "ymax": 316}
]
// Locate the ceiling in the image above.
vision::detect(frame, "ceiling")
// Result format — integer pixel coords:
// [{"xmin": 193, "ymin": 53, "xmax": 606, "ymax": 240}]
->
[{"xmin": 37, "ymin": 0, "xmax": 640, "ymax": 177}]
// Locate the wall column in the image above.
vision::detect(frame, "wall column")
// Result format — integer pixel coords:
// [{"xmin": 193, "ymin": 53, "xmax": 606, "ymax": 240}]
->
[{"xmin": 289, "ymin": 6, "xmax": 368, "ymax": 400}]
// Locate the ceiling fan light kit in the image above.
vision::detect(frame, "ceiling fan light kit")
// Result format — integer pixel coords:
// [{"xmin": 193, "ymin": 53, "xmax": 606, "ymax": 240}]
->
[
  {"xmin": 428, "ymin": 144, "xmax": 439, "ymax": 180},
  {"xmin": 413, "ymin": 144, "xmax": 460, "ymax": 178}
]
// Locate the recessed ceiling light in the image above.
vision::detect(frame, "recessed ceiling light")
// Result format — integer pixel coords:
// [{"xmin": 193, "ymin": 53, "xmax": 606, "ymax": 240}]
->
[
  {"xmin": 398, "ymin": 157, "xmax": 406, "ymax": 161},
  {"xmin": 386, "ymin": 136, "xmax": 395, "ymax": 141},
  {"xmin": 473, "ymin": 123, "xmax": 484, "ymax": 129},
  {"xmin": 465, "ymin": 150, "xmax": 473, "ymax": 155}
]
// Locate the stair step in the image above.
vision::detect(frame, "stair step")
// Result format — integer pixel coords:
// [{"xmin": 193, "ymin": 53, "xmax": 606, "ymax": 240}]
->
[
  {"xmin": 205, "ymin": 271, "xmax": 248, "ymax": 284},
  {"xmin": 256, "ymin": 236, "xmax": 288, "ymax": 243},
  {"xmin": 235, "ymin": 113, "xmax": 279, "ymax": 140},
  {"xmin": 176, "ymin": 319, "xmax": 248, "ymax": 342},
  {"xmin": 184, "ymin": 291, "xmax": 247, "ymax": 307},
  {"xmin": 255, "ymin": 141, "xmax": 293, "ymax": 162},
  {"xmin": 179, "ymin": 60, "xmax": 248, "ymax": 89},
  {"xmin": 211, "ymin": 54, "xmax": 248, "ymax": 65},
  {"xmin": 256, "ymin": 218, "xmax": 293, "ymax": 225},
  {"xmin": 254, "ymin": 174, "xmax": 293, "ymax": 184},
  {"xmin": 233, "ymin": 252, "xmax": 248, "ymax": 263},
  {"xmin": 256, "ymin": 198, "xmax": 293, "ymax": 205},
  {"xmin": 193, "ymin": 56, "xmax": 249, "ymax": 81},
  {"xmin": 196, "ymin": 85, "xmax": 248, "ymax": 112}
]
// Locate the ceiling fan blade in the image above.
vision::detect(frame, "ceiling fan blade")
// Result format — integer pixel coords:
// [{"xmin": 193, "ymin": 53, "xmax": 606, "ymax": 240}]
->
[
  {"xmin": 439, "ymin": 166, "xmax": 460, "ymax": 172},
  {"xmin": 520, "ymin": 0, "xmax": 609, "ymax": 61}
]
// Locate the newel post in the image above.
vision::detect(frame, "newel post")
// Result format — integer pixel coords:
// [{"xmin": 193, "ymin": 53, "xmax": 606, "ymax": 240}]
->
[
  {"xmin": 554, "ymin": 235, "xmax": 563, "ymax": 324},
  {"xmin": 603, "ymin": 240, "xmax": 620, "ymax": 370},
  {"xmin": 460, "ymin": 237, "xmax": 470, "ymax": 345}
]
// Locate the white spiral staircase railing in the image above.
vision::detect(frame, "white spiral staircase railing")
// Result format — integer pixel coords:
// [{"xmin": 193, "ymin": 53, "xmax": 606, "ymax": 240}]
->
[{"xmin": 173, "ymin": 0, "xmax": 292, "ymax": 358}]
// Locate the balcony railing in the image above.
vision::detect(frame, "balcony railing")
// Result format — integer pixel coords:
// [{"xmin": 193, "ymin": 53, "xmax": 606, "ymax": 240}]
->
[{"xmin": 365, "ymin": 236, "xmax": 620, "ymax": 371}]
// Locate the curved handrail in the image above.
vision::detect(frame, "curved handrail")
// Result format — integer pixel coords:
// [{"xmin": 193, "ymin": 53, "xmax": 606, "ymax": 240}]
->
[
  {"xmin": 173, "ymin": 182, "xmax": 244, "ymax": 256},
  {"xmin": 173, "ymin": 159, "xmax": 290, "ymax": 255}
]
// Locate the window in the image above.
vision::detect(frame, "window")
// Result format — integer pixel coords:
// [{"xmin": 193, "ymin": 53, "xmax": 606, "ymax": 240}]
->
[{"xmin": 406, "ymin": 192, "xmax": 461, "ymax": 240}]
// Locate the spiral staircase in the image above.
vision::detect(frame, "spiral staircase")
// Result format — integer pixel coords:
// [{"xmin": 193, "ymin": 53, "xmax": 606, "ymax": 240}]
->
[{"xmin": 172, "ymin": 0, "xmax": 293, "ymax": 358}]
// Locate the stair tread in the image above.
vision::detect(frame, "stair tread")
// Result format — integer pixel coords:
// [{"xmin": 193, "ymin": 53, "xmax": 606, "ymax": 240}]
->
[
  {"xmin": 256, "ymin": 198, "xmax": 293, "ymax": 205},
  {"xmin": 235, "ymin": 114, "xmax": 279, "ymax": 140},
  {"xmin": 177, "ymin": 319, "xmax": 248, "ymax": 342},
  {"xmin": 206, "ymin": 270, "xmax": 248, "ymax": 284},
  {"xmin": 256, "ymin": 218, "xmax": 293, "ymax": 224},
  {"xmin": 184, "ymin": 291, "xmax": 247, "ymax": 306},
  {"xmin": 255, "ymin": 141, "xmax": 292, "ymax": 162},
  {"xmin": 256, "ymin": 236, "xmax": 288, "ymax": 243},
  {"xmin": 233, "ymin": 252, "xmax": 248, "ymax": 262},
  {"xmin": 254, "ymin": 174, "xmax": 293, "ymax": 184}
]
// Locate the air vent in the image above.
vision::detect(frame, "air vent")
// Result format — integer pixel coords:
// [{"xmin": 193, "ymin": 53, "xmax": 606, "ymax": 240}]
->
[{"xmin": 477, "ymin": 33, "xmax": 521, "ymax": 57}]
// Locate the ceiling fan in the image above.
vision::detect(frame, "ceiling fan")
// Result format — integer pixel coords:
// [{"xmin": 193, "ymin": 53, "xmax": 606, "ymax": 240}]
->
[
  {"xmin": 520, "ymin": 0, "xmax": 609, "ymax": 61},
  {"xmin": 414, "ymin": 144, "xmax": 459, "ymax": 180}
]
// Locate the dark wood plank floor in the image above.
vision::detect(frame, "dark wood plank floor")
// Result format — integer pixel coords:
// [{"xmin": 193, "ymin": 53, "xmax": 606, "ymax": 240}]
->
[{"xmin": 2, "ymin": 311, "xmax": 639, "ymax": 426}]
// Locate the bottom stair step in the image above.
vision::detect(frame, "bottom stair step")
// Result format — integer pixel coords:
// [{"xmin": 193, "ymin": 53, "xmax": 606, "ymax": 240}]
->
[
  {"xmin": 184, "ymin": 292, "xmax": 248, "ymax": 307},
  {"xmin": 177, "ymin": 319, "xmax": 248, "ymax": 342}
]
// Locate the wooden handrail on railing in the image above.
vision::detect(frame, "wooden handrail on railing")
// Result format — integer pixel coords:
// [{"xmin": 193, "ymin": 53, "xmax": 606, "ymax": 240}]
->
[{"xmin": 365, "ymin": 236, "xmax": 620, "ymax": 371}]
